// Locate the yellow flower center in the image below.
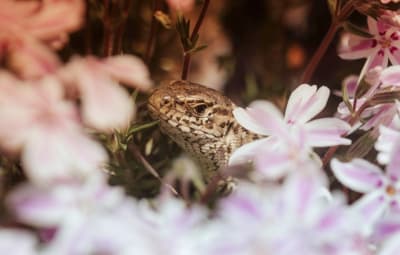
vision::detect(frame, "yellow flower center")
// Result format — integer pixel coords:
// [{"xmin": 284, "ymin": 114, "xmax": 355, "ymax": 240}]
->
[
  {"xmin": 379, "ymin": 38, "xmax": 392, "ymax": 48},
  {"xmin": 386, "ymin": 185, "xmax": 396, "ymax": 196}
]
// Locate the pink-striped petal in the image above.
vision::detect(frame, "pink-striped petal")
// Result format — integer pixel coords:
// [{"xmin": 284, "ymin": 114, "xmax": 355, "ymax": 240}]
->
[
  {"xmin": 381, "ymin": 65, "xmax": 400, "ymax": 86},
  {"xmin": 359, "ymin": 50, "xmax": 389, "ymax": 79},
  {"xmin": 285, "ymin": 84, "xmax": 330, "ymax": 124},
  {"xmin": 304, "ymin": 118, "xmax": 351, "ymax": 147},
  {"xmin": 353, "ymin": 190, "xmax": 387, "ymax": 233},
  {"xmin": 233, "ymin": 100, "xmax": 286, "ymax": 136},
  {"xmin": 386, "ymin": 141, "xmax": 400, "ymax": 181},
  {"xmin": 368, "ymin": 17, "xmax": 379, "ymax": 35},
  {"xmin": 331, "ymin": 158, "xmax": 385, "ymax": 193},
  {"xmin": 338, "ymin": 33, "xmax": 376, "ymax": 60},
  {"xmin": 228, "ymin": 137, "xmax": 271, "ymax": 165},
  {"xmin": 254, "ymin": 149, "xmax": 292, "ymax": 180}
]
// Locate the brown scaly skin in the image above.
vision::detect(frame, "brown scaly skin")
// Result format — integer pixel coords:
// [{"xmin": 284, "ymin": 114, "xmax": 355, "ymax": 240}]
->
[{"xmin": 147, "ymin": 80, "xmax": 260, "ymax": 181}]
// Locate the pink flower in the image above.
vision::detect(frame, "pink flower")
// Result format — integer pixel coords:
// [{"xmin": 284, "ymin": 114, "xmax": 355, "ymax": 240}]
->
[
  {"xmin": 339, "ymin": 17, "xmax": 400, "ymax": 78},
  {"xmin": 212, "ymin": 176, "xmax": 368, "ymax": 255},
  {"xmin": 331, "ymin": 141, "xmax": 400, "ymax": 233},
  {"xmin": 59, "ymin": 55, "xmax": 153, "ymax": 132},
  {"xmin": 381, "ymin": 0, "xmax": 400, "ymax": 4},
  {"xmin": 0, "ymin": 229, "xmax": 37, "ymax": 255},
  {"xmin": 0, "ymin": 72, "xmax": 108, "ymax": 187},
  {"xmin": 0, "ymin": 0, "xmax": 85, "ymax": 78},
  {"xmin": 7, "ymin": 178, "xmax": 144, "ymax": 254},
  {"xmin": 166, "ymin": 0, "xmax": 195, "ymax": 12},
  {"xmin": 230, "ymin": 84, "xmax": 351, "ymax": 180}
]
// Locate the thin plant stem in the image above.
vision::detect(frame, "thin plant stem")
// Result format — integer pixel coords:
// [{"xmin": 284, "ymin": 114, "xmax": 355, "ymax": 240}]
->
[
  {"xmin": 145, "ymin": 0, "xmax": 160, "ymax": 64},
  {"xmin": 181, "ymin": 0, "xmax": 210, "ymax": 80},
  {"xmin": 102, "ymin": 0, "xmax": 114, "ymax": 56},
  {"xmin": 300, "ymin": 0, "xmax": 356, "ymax": 83},
  {"xmin": 129, "ymin": 144, "xmax": 179, "ymax": 196}
]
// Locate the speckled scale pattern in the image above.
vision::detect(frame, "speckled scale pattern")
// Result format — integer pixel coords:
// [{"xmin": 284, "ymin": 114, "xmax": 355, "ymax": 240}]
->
[{"xmin": 147, "ymin": 80, "xmax": 260, "ymax": 181}]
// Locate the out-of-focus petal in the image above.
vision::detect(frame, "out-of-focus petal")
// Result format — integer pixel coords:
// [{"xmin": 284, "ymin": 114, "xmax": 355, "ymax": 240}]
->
[
  {"xmin": 233, "ymin": 101, "xmax": 285, "ymax": 136},
  {"xmin": 380, "ymin": 65, "xmax": 400, "ymax": 86},
  {"xmin": 379, "ymin": 233, "xmax": 400, "ymax": 255},
  {"xmin": 254, "ymin": 149, "xmax": 292, "ymax": 180},
  {"xmin": 282, "ymin": 173, "xmax": 322, "ymax": 218},
  {"xmin": 386, "ymin": 141, "xmax": 400, "ymax": 180},
  {"xmin": 7, "ymin": 184, "xmax": 74, "ymax": 227},
  {"xmin": 78, "ymin": 73, "xmax": 135, "ymax": 131},
  {"xmin": 7, "ymin": 36, "xmax": 60, "ymax": 79},
  {"xmin": 331, "ymin": 158, "xmax": 385, "ymax": 193},
  {"xmin": 166, "ymin": 0, "xmax": 195, "ymax": 12},
  {"xmin": 229, "ymin": 137, "xmax": 271, "ymax": 165},
  {"xmin": 353, "ymin": 190, "xmax": 387, "ymax": 235},
  {"xmin": 304, "ymin": 118, "xmax": 351, "ymax": 147},
  {"xmin": 24, "ymin": 0, "xmax": 85, "ymax": 42},
  {"xmin": 62, "ymin": 57, "xmax": 136, "ymax": 132},
  {"xmin": 22, "ymin": 128, "xmax": 108, "ymax": 187},
  {"xmin": 100, "ymin": 55, "xmax": 153, "ymax": 91},
  {"xmin": 376, "ymin": 125, "xmax": 400, "ymax": 165},
  {"xmin": 0, "ymin": 228, "xmax": 37, "ymax": 255},
  {"xmin": 285, "ymin": 84, "xmax": 330, "ymax": 124},
  {"xmin": 338, "ymin": 33, "xmax": 376, "ymax": 60}
]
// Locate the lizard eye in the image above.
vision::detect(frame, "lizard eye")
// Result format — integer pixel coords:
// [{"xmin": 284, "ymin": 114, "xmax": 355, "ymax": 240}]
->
[
  {"xmin": 193, "ymin": 104, "xmax": 208, "ymax": 114},
  {"xmin": 162, "ymin": 96, "xmax": 171, "ymax": 105}
]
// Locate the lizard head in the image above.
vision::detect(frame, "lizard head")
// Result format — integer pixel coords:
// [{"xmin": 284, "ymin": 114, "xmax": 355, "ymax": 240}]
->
[{"xmin": 147, "ymin": 80, "xmax": 235, "ymax": 141}]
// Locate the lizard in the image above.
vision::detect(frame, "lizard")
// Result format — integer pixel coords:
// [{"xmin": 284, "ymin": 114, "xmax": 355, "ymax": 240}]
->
[{"xmin": 147, "ymin": 80, "xmax": 260, "ymax": 181}]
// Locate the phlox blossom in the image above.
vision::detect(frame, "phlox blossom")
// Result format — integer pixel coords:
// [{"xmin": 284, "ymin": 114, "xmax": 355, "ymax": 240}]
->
[
  {"xmin": 331, "ymin": 141, "xmax": 400, "ymax": 234},
  {"xmin": 59, "ymin": 55, "xmax": 153, "ymax": 132},
  {"xmin": 0, "ymin": 72, "xmax": 108, "ymax": 187},
  {"xmin": 230, "ymin": 84, "xmax": 350, "ymax": 180},
  {"xmin": 206, "ymin": 175, "xmax": 368, "ymax": 255},
  {"xmin": 339, "ymin": 17, "xmax": 400, "ymax": 79}
]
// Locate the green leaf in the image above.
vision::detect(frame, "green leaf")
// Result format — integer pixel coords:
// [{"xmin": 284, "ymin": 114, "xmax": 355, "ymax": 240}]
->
[
  {"xmin": 345, "ymin": 131, "xmax": 376, "ymax": 160},
  {"xmin": 369, "ymin": 89, "xmax": 400, "ymax": 106},
  {"xmin": 343, "ymin": 21, "xmax": 373, "ymax": 38},
  {"xmin": 341, "ymin": 79, "xmax": 353, "ymax": 114}
]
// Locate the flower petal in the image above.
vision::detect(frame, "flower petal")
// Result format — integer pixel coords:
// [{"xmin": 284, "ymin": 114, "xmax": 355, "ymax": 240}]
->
[
  {"xmin": 22, "ymin": 128, "xmax": 108, "ymax": 187},
  {"xmin": 285, "ymin": 84, "xmax": 330, "ymax": 124},
  {"xmin": 380, "ymin": 65, "xmax": 400, "ymax": 86},
  {"xmin": 99, "ymin": 55, "xmax": 153, "ymax": 91},
  {"xmin": 233, "ymin": 100, "xmax": 285, "ymax": 136},
  {"xmin": 386, "ymin": 140, "xmax": 400, "ymax": 181},
  {"xmin": 352, "ymin": 190, "xmax": 387, "ymax": 235},
  {"xmin": 359, "ymin": 50, "xmax": 389, "ymax": 79},
  {"xmin": 229, "ymin": 137, "xmax": 271, "ymax": 165},
  {"xmin": 331, "ymin": 158, "xmax": 385, "ymax": 193},
  {"xmin": 338, "ymin": 33, "xmax": 376, "ymax": 60},
  {"xmin": 304, "ymin": 118, "xmax": 351, "ymax": 147},
  {"xmin": 380, "ymin": 233, "xmax": 400, "ymax": 255}
]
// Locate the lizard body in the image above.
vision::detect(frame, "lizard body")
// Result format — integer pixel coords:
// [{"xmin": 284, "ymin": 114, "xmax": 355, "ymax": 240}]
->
[{"xmin": 147, "ymin": 80, "xmax": 259, "ymax": 180}]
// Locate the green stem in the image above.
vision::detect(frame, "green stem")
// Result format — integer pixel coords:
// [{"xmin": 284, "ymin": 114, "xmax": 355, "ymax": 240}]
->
[{"xmin": 181, "ymin": 0, "xmax": 210, "ymax": 80}]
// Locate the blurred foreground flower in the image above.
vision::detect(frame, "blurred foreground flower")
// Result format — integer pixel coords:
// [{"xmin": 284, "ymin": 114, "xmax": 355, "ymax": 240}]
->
[
  {"xmin": 209, "ymin": 175, "xmax": 367, "ymax": 255},
  {"xmin": 230, "ymin": 84, "xmax": 350, "ymax": 180},
  {"xmin": 0, "ymin": 72, "xmax": 108, "ymax": 187},
  {"xmin": 331, "ymin": 141, "xmax": 400, "ymax": 234},
  {"xmin": 0, "ymin": 229, "xmax": 37, "ymax": 255},
  {"xmin": 0, "ymin": 0, "xmax": 85, "ymax": 78},
  {"xmin": 59, "ymin": 55, "xmax": 153, "ymax": 132},
  {"xmin": 339, "ymin": 17, "xmax": 400, "ymax": 78},
  {"xmin": 167, "ymin": 0, "xmax": 195, "ymax": 13}
]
